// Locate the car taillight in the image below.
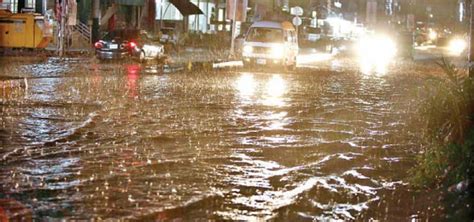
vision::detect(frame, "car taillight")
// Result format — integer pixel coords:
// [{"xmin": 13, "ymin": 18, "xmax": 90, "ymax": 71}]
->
[
  {"xmin": 94, "ymin": 42, "xmax": 103, "ymax": 49},
  {"xmin": 129, "ymin": 41, "xmax": 137, "ymax": 49}
]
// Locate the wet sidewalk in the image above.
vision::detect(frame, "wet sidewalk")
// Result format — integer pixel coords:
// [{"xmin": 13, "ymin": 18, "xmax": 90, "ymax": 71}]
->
[{"xmin": 44, "ymin": 45, "xmax": 232, "ymax": 64}]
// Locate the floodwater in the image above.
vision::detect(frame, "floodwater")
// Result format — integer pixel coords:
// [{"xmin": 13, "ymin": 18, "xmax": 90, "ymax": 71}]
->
[{"xmin": 0, "ymin": 56, "xmax": 446, "ymax": 220}]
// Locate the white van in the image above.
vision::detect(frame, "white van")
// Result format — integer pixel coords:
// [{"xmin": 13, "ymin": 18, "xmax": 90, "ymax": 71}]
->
[{"xmin": 242, "ymin": 21, "xmax": 299, "ymax": 70}]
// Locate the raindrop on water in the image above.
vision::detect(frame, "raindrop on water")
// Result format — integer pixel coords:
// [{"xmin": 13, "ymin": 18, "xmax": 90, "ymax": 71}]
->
[{"xmin": 128, "ymin": 195, "xmax": 135, "ymax": 202}]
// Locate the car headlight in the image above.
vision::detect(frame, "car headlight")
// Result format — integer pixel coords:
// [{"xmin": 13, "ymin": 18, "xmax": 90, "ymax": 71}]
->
[
  {"xmin": 428, "ymin": 30, "xmax": 437, "ymax": 41},
  {"xmin": 448, "ymin": 38, "xmax": 467, "ymax": 55},
  {"xmin": 357, "ymin": 35, "xmax": 397, "ymax": 59},
  {"xmin": 271, "ymin": 45, "xmax": 285, "ymax": 58},
  {"xmin": 243, "ymin": 45, "xmax": 253, "ymax": 54}
]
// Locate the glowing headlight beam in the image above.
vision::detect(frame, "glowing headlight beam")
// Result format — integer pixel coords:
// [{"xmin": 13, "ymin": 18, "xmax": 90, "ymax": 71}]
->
[
  {"xmin": 428, "ymin": 30, "xmax": 437, "ymax": 41},
  {"xmin": 243, "ymin": 45, "xmax": 253, "ymax": 54},
  {"xmin": 236, "ymin": 73, "xmax": 256, "ymax": 97},
  {"xmin": 270, "ymin": 45, "xmax": 285, "ymax": 58},
  {"xmin": 356, "ymin": 34, "xmax": 397, "ymax": 75},
  {"xmin": 448, "ymin": 38, "xmax": 467, "ymax": 56}
]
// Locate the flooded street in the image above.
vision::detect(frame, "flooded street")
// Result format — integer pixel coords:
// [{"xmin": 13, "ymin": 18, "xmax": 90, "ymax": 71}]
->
[{"xmin": 0, "ymin": 56, "xmax": 445, "ymax": 220}]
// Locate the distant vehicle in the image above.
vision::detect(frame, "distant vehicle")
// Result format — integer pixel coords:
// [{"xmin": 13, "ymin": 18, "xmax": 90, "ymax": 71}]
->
[
  {"xmin": 304, "ymin": 26, "xmax": 322, "ymax": 42},
  {"xmin": 159, "ymin": 28, "xmax": 178, "ymax": 46},
  {"xmin": 158, "ymin": 27, "xmax": 179, "ymax": 53},
  {"xmin": 241, "ymin": 20, "xmax": 299, "ymax": 70},
  {"xmin": 94, "ymin": 29, "xmax": 165, "ymax": 62}
]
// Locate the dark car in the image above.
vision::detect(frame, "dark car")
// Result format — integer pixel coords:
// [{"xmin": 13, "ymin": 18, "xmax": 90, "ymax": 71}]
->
[
  {"xmin": 159, "ymin": 28, "xmax": 178, "ymax": 45},
  {"xmin": 94, "ymin": 29, "xmax": 164, "ymax": 62},
  {"xmin": 94, "ymin": 29, "xmax": 137, "ymax": 60}
]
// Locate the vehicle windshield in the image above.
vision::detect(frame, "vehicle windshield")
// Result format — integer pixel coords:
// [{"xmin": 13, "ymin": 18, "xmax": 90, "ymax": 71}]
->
[{"xmin": 246, "ymin": 27, "xmax": 284, "ymax": 43}]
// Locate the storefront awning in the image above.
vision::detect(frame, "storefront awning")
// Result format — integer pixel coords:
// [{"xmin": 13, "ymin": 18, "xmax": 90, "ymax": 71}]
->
[{"xmin": 169, "ymin": 0, "xmax": 203, "ymax": 16}]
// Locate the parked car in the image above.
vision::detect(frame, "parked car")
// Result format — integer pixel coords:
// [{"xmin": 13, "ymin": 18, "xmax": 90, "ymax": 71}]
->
[
  {"xmin": 241, "ymin": 21, "xmax": 299, "ymax": 70},
  {"xmin": 94, "ymin": 29, "xmax": 165, "ymax": 62},
  {"xmin": 303, "ymin": 26, "xmax": 322, "ymax": 42},
  {"xmin": 158, "ymin": 28, "xmax": 179, "ymax": 53},
  {"xmin": 159, "ymin": 28, "xmax": 178, "ymax": 46}
]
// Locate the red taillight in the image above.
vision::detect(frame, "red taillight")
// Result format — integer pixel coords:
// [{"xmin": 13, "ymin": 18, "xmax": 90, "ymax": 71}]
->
[
  {"xmin": 129, "ymin": 41, "xmax": 137, "ymax": 48},
  {"xmin": 94, "ymin": 42, "xmax": 103, "ymax": 49}
]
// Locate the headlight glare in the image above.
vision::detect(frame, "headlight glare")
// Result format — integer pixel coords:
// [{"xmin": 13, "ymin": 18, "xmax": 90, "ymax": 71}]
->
[
  {"xmin": 243, "ymin": 45, "xmax": 253, "ymax": 54},
  {"xmin": 271, "ymin": 45, "xmax": 284, "ymax": 58},
  {"xmin": 449, "ymin": 38, "xmax": 467, "ymax": 55}
]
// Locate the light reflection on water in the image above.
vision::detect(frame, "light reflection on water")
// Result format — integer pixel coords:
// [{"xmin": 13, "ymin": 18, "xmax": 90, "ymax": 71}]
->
[
  {"xmin": 263, "ymin": 74, "xmax": 287, "ymax": 107},
  {"xmin": 126, "ymin": 64, "xmax": 141, "ymax": 98},
  {"xmin": 359, "ymin": 57, "xmax": 391, "ymax": 76},
  {"xmin": 235, "ymin": 73, "xmax": 288, "ymax": 107},
  {"xmin": 235, "ymin": 73, "xmax": 256, "ymax": 100},
  {"xmin": 0, "ymin": 59, "xmax": 442, "ymax": 221}
]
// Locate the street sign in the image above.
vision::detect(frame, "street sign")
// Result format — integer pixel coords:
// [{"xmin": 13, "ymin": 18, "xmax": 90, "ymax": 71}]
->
[
  {"xmin": 290, "ymin": 6, "xmax": 303, "ymax": 16},
  {"xmin": 292, "ymin": 16, "xmax": 302, "ymax": 27}
]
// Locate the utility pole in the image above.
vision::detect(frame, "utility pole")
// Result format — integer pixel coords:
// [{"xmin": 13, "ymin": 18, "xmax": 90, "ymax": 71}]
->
[
  {"xmin": 230, "ymin": 0, "xmax": 238, "ymax": 56},
  {"xmin": 206, "ymin": 0, "xmax": 209, "ymax": 32},
  {"xmin": 159, "ymin": 0, "xmax": 163, "ymax": 30},
  {"xmin": 196, "ymin": 0, "xmax": 200, "ymax": 31},
  {"xmin": 327, "ymin": 0, "xmax": 331, "ymax": 16},
  {"xmin": 469, "ymin": 0, "xmax": 474, "ymax": 77},
  {"xmin": 466, "ymin": 0, "xmax": 471, "ymax": 24},
  {"xmin": 59, "ymin": 0, "xmax": 66, "ymax": 57},
  {"xmin": 92, "ymin": 0, "xmax": 100, "ymax": 43}
]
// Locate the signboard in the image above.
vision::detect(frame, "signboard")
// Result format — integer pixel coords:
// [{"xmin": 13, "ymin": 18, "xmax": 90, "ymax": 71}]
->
[
  {"xmin": 292, "ymin": 16, "xmax": 302, "ymax": 27},
  {"xmin": 226, "ymin": 0, "xmax": 248, "ymax": 22},
  {"xmin": 290, "ymin": 6, "xmax": 303, "ymax": 16}
]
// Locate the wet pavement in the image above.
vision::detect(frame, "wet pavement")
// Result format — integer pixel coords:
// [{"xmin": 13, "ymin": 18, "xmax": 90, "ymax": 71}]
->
[{"xmin": 0, "ymin": 55, "xmax": 448, "ymax": 220}]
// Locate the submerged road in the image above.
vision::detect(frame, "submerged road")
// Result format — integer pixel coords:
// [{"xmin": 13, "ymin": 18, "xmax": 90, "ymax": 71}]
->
[{"xmin": 0, "ymin": 55, "xmax": 447, "ymax": 220}]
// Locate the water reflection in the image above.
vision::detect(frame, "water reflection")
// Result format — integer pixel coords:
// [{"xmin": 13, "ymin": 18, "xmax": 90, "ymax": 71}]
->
[
  {"xmin": 126, "ymin": 64, "xmax": 141, "ymax": 98},
  {"xmin": 0, "ymin": 58, "xmax": 441, "ymax": 220},
  {"xmin": 227, "ymin": 72, "xmax": 298, "ymax": 219},
  {"xmin": 91, "ymin": 64, "xmax": 103, "ymax": 89},
  {"xmin": 235, "ymin": 73, "xmax": 288, "ymax": 107},
  {"xmin": 263, "ymin": 75, "xmax": 287, "ymax": 107},
  {"xmin": 297, "ymin": 52, "xmax": 333, "ymax": 68},
  {"xmin": 359, "ymin": 58, "xmax": 390, "ymax": 76},
  {"xmin": 235, "ymin": 73, "xmax": 256, "ymax": 100}
]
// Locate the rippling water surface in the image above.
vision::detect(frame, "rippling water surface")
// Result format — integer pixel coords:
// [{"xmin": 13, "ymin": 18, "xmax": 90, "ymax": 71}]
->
[{"xmin": 0, "ymin": 57, "xmax": 445, "ymax": 220}]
